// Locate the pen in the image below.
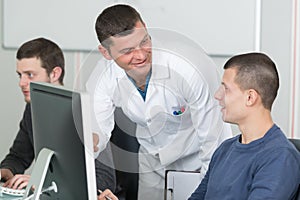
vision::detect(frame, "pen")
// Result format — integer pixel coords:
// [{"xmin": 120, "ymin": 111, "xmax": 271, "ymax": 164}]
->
[{"xmin": 98, "ymin": 189, "xmax": 113, "ymax": 200}]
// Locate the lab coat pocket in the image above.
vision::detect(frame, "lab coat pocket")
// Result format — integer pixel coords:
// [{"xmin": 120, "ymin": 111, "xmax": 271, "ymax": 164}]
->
[{"xmin": 148, "ymin": 105, "xmax": 190, "ymax": 137}]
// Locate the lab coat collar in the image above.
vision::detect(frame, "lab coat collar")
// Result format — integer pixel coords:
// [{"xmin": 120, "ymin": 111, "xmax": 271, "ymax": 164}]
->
[{"xmin": 151, "ymin": 48, "xmax": 170, "ymax": 80}]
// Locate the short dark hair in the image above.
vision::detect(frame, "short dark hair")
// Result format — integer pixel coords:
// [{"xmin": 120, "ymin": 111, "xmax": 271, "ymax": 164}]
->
[
  {"xmin": 224, "ymin": 52, "xmax": 279, "ymax": 111},
  {"xmin": 95, "ymin": 4, "xmax": 144, "ymax": 48},
  {"xmin": 16, "ymin": 37, "xmax": 65, "ymax": 85}
]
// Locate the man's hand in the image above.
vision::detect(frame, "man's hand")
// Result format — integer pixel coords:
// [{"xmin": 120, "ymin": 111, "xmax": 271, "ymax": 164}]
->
[
  {"xmin": 98, "ymin": 189, "xmax": 118, "ymax": 200},
  {"xmin": 0, "ymin": 168, "xmax": 14, "ymax": 181},
  {"xmin": 93, "ymin": 133, "xmax": 99, "ymax": 152},
  {"xmin": 2, "ymin": 174, "xmax": 30, "ymax": 190}
]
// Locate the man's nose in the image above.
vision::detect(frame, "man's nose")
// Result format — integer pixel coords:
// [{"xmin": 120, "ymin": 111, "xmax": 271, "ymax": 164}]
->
[
  {"xmin": 19, "ymin": 76, "xmax": 29, "ymax": 87},
  {"xmin": 214, "ymin": 85, "xmax": 225, "ymax": 100},
  {"xmin": 133, "ymin": 48, "xmax": 146, "ymax": 60}
]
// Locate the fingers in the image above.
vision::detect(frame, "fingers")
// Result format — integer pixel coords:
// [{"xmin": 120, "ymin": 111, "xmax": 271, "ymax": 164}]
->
[
  {"xmin": 98, "ymin": 189, "xmax": 118, "ymax": 200},
  {"xmin": 93, "ymin": 133, "xmax": 99, "ymax": 152},
  {"xmin": 2, "ymin": 174, "xmax": 30, "ymax": 190}
]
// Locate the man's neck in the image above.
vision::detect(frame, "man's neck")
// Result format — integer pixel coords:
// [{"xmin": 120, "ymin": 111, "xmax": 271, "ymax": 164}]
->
[
  {"xmin": 126, "ymin": 67, "xmax": 151, "ymax": 91},
  {"xmin": 239, "ymin": 111, "xmax": 274, "ymax": 144}
]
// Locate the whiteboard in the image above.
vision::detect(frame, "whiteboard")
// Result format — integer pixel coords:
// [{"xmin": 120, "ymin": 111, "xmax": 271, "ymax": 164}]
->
[
  {"xmin": 3, "ymin": 0, "xmax": 258, "ymax": 55},
  {"xmin": 2, "ymin": 0, "xmax": 112, "ymax": 52}
]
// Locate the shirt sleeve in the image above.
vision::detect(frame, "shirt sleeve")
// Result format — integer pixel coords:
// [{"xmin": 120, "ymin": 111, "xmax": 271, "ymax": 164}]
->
[
  {"xmin": 94, "ymin": 143, "xmax": 116, "ymax": 192},
  {"xmin": 86, "ymin": 61, "xmax": 115, "ymax": 154},
  {"xmin": 0, "ymin": 104, "xmax": 34, "ymax": 175}
]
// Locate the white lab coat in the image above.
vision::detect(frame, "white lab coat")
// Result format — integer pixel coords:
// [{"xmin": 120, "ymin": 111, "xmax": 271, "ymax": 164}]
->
[{"xmin": 86, "ymin": 46, "xmax": 232, "ymax": 199}]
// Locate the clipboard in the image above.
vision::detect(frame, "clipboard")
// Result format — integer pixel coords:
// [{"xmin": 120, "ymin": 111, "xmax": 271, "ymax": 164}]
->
[{"xmin": 164, "ymin": 170, "xmax": 202, "ymax": 200}]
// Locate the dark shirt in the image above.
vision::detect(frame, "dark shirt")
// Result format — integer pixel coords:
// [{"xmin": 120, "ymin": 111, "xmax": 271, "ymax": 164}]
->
[
  {"xmin": 0, "ymin": 103, "xmax": 116, "ymax": 192},
  {"xmin": 189, "ymin": 124, "xmax": 300, "ymax": 200}
]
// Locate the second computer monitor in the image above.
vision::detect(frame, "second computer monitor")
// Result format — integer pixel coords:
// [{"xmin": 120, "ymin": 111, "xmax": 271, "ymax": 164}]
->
[{"xmin": 29, "ymin": 82, "xmax": 97, "ymax": 199}]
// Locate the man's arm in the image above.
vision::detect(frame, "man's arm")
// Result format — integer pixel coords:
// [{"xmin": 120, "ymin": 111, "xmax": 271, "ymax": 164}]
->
[
  {"xmin": 188, "ymin": 165, "xmax": 210, "ymax": 200},
  {"xmin": 188, "ymin": 150, "xmax": 218, "ymax": 200},
  {"xmin": 249, "ymin": 148, "xmax": 300, "ymax": 199},
  {"xmin": 86, "ymin": 61, "xmax": 116, "ymax": 153},
  {"xmin": 0, "ymin": 104, "xmax": 34, "ymax": 177},
  {"xmin": 95, "ymin": 144, "xmax": 116, "ymax": 193}
]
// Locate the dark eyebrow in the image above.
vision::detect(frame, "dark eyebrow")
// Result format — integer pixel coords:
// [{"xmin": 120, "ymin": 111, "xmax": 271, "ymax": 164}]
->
[
  {"xmin": 119, "ymin": 47, "xmax": 134, "ymax": 54},
  {"xmin": 16, "ymin": 70, "xmax": 34, "ymax": 75}
]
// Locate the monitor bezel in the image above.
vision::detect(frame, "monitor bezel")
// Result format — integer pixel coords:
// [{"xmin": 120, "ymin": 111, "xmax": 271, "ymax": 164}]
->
[{"xmin": 24, "ymin": 82, "xmax": 97, "ymax": 200}]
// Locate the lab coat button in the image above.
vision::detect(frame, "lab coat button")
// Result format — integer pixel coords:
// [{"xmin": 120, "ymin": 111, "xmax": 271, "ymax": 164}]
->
[{"xmin": 147, "ymin": 119, "xmax": 151, "ymax": 123}]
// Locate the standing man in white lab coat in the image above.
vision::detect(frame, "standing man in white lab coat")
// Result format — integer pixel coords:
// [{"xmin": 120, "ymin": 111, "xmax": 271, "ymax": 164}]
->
[{"xmin": 87, "ymin": 4, "xmax": 232, "ymax": 200}]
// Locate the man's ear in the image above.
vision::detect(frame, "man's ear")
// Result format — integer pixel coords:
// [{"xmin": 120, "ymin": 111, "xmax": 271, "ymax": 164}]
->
[
  {"xmin": 49, "ymin": 66, "xmax": 62, "ymax": 84},
  {"xmin": 245, "ymin": 89, "xmax": 259, "ymax": 106},
  {"xmin": 98, "ymin": 45, "xmax": 112, "ymax": 60}
]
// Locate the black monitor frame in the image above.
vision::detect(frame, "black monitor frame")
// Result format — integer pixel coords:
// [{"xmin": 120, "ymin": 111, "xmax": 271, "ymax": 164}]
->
[{"xmin": 23, "ymin": 82, "xmax": 97, "ymax": 200}]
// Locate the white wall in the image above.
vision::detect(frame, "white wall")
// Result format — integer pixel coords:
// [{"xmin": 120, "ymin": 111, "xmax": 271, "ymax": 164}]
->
[
  {"xmin": 0, "ymin": 0, "xmax": 299, "ymax": 161},
  {"xmin": 260, "ymin": 0, "xmax": 300, "ymax": 138},
  {"xmin": 3, "ymin": 0, "xmax": 257, "ymax": 55},
  {"xmin": 292, "ymin": 0, "xmax": 300, "ymax": 138},
  {"xmin": 0, "ymin": 1, "xmax": 76, "ymax": 160},
  {"xmin": 0, "ymin": 33, "xmax": 24, "ymax": 160}
]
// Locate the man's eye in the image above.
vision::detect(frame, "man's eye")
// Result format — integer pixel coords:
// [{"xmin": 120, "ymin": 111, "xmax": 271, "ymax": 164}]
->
[
  {"xmin": 122, "ymin": 49, "xmax": 133, "ymax": 55},
  {"xmin": 141, "ymin": 38, "xmax": 149, "ymax": 46},
  {"xmin": 28, "ymin": 73, "xmax": 34, "ymax": 78}
]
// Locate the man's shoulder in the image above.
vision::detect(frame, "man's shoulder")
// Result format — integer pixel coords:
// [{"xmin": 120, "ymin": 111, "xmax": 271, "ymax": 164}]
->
[
  {"xmin": 23, "ymin": 103, "xmax": 31, "ymax": 117},
  {"xmin": 86, "ymin": 59, "xmax": 124, "ymax": 92},
  {"xmin": 216, "ymin": 135, "xmax": 239, "ymax": 153},
  {"xmin": 223, "ymin": 135, "xmax": 239, "ymax": 144}
]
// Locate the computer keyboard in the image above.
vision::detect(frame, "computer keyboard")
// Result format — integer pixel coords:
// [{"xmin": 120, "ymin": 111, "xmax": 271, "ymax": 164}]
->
[{"xmin": 0, "ymin": 185, "xmax": 25, "ymax": 197}]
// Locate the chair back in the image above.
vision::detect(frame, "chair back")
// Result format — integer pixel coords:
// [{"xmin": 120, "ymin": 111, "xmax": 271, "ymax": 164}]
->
[
  {"xmin": 289, "ymin": 139, "xmax": 300, "ymax": 151},
  {"xmin": 288, "ymin": 139, "xmax": 300, "ymax": 200}
]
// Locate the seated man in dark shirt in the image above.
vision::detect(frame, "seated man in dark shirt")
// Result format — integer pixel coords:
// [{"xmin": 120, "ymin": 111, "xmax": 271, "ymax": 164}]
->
[{"xmin": 0, "ymin": 37, "xmax": 116, "ymax": 193}]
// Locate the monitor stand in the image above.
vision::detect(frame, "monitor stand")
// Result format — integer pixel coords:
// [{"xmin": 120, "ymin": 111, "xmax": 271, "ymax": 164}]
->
[{"xmin": 22, "ymin": 148, "xmax": 56, "ymax": 200}]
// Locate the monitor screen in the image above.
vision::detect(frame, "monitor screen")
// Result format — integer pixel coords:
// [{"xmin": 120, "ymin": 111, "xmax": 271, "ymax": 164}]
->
[{"xmin": 27, "ymin": 82, "xmax": 97, "ymax": 199}]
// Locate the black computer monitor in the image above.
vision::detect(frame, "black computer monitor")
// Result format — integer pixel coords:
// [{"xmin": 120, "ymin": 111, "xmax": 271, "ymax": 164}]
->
[{"xmin": 25, "ymin": 82, "xmax": 97, "ymax": 199}]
